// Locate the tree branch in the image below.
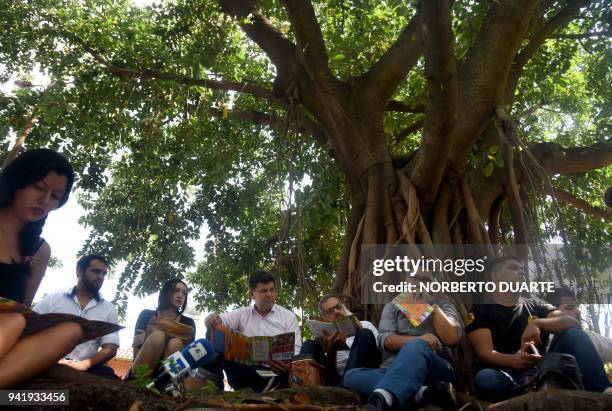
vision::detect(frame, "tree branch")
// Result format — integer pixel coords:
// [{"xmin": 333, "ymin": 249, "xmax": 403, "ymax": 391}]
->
[
  {"xmin": 281, "ymin": 0, "xmax": 331, "ymax": 82},
  {"xmin": 1, "ymin": 82, "xmax": 56, "ymax": 171},
  {"xmin": 532, "ymin": 141, "xmax": 612, "ymax": 175},
  {"xmin": 552, "ymin": 30, "xmax": 610, "ymax": 39},
  {"xmin": 504, "ymin": 0, "xmax": 590, "ymax": 103},
  {"xmin": 385, "ymin": 100, "xmax": 426, "ymax": 113},
  {"xmin": 357, "ymin": 10, "xmax": 422, "ymax": 106},
  {"xmin": 218, "ymin": 0, "xmax": 296, "ymax": 75},
  {"xmin": 393, "ymin": 118, "xmax": 424, "ymax": 143},
  {"xmin": 548, "ymin": 186, "xmax": 612, "ymax": 220},
  {"xmin": 449, "ymin": 0, "xmax": 538, "ymax": 168},
  {"xmin": 210, "ymin": 107, "xmax": 327, "ymax": 147},
  {"xmin": 65, "ymin": 29, "xmax": 333, "ymax": 152},
  {"xmin": 410, "ymin": 0, "xmax": 459, "ymax": 207},
  {"xmin": 64, "ymin": 30, "xmax": 281, "ymax": 105}
]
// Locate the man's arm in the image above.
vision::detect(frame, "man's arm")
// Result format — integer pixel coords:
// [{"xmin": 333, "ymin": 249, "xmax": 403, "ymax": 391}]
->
[
  {"xmin": 385, "ymin": 333, "xmax": 434, "ymax": 352},
  {"xmin": 33, "ymin": 292, "xmax": 52, "ymax": 314},
  {"xmin": 468, "ymin": 328, "xmax": 540, "ymax": 371},
  {"xmin": 90, "ymin": 304, "xmax": 120, "ymax": 368},
  {"xmin": 288, "ymin": 312, "xmax": 302, "ymax": 354},
  {"xmin": 267, "ymin": 309, "xmax": 301, "ymax": 376},
  {"xmin": 206, "ymin": 308, "xmax": 241, "ymax": 331},
  {"xmin": 521, "ymin": 311, "xmax": 579, "ymax": 347},
  {"xmin": 378, "ymin": 303, "xmax": 425, "ymax": 352},
  {"xmin": 63, "ymin": 343, "xmax": 118, "ymax": 371},
  {"xmin": 432, "ymin": 303, "xmax": 462, "ymax": 346},
  {"xmin": 540, "ymin": 310, "xmax": 580, "ymax": 332}
]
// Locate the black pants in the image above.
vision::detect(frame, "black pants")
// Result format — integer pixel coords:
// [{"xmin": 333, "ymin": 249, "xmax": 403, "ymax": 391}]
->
[
  {"xmin": 87, "ymin": 363, "xmax": 118, "ymax": 379},
  {"xmin": 222, "ymin": 359, "xmax": 290, "ymax": 392},
  {"xmin": 191, "ymin": 357, "xmax": 226, "ymax": 390},
  {"xmin": 299, "ymin": 327, "xmax": 381, "ymax": 386}
]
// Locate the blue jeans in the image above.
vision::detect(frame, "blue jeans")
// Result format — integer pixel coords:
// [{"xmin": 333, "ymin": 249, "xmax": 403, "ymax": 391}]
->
[
  {"xmin": 473, "ymin": 368, "xmax": 522, "ymax": 403},
  {"xmin": 474, "ymin": 328, "xmax": 610, "ymax": 402},
  {"xmin": 343, "ymin": 338, "xmax": 454, "ymax": 409}
]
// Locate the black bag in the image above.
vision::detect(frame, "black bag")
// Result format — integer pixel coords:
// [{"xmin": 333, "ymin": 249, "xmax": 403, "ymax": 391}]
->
[{"xmin": 520, "ymin": 353, "xmax": 584, "ymax": 392}]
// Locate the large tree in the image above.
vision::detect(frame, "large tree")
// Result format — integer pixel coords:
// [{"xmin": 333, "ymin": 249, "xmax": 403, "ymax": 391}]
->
[{"xmin": 0, "ymin": 0, "xmax": 610, "ymax": 318}]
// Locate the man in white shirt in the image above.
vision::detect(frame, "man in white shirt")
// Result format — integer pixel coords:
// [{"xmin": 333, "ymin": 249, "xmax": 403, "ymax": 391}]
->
[
  {"xmin": 36, "ymin": 254, "xmax": 119, "ymax": 378},
  {"xmin": 205, "ymin": 270, "xmax": 301, "ymax": 391},
  {"xmin": 300, "ymin": 294, "xmax": 380, "ymax": 386}
]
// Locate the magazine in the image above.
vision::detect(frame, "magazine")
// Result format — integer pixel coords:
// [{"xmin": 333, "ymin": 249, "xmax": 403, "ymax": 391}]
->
[
  {"xmin": 391, "ymin": 292, "xmax": 434, "ymax": 327},
  {"xmin": 0, "ymin": 297, "xmax": 123, "ymax": 342},
  {"xmin": 306, "ymin": 315, "xmax": 358, "ymax": 338},
  {"xmin": 211, "ymin": 324, "xmax": 295, "ymax": 365}
]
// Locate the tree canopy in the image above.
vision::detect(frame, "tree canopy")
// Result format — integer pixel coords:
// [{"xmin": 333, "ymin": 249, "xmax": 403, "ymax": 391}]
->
[{"xmin": 0, "ymin": 0, "xmax": 610, "ymax": 320}]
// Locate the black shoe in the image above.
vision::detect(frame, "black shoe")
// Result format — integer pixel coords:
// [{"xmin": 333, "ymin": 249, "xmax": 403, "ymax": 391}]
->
[
  {"xmin": 363, "ymin": 392, "xmax": 395, "ymax": 411},
  {"xmin": 418, "ymin": 382, "xmax": 457, "ymax": 408}
]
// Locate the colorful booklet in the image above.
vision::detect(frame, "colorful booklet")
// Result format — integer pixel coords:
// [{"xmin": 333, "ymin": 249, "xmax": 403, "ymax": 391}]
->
[
  {"xmin": 306, "ymin": 315, "xmax": 358, "ymax": 338},
  {"xmin": 0, "ymin": 297, "xmax": 124, "ymax": 342},
  {"xmin": 391, "ymin": 292, "xmax": 434, "ymax": 327},
  {"xmin": 211, "ymin": 324, "xmax": 295, "ymax": 365}
]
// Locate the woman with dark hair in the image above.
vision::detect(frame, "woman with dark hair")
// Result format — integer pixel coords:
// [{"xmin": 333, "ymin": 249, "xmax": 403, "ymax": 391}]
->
[
  {"xmin": 130, "ymin": 278, "xmax": 196, "ymax": 376},
  {"xmin": 0, "ymin": 148, "xmax": 83, "ymax": 388}
]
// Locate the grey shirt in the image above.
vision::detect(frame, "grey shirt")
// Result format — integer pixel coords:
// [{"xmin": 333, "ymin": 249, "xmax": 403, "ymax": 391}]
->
[{"xmin": 377, "ymin": 298, "xmax": 463, "ymax": 368}]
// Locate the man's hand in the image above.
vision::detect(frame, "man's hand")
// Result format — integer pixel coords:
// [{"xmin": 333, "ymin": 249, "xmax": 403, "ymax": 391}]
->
[
  {"xmin": 508, "ymin": 342, "xmax": 542, "ymax": 371},
  {"xmin": 322, "ymin": 330, "xmax": 347, "ymax": 353},
  {"xmin": 418, "ymin": 333, "xmax": 442, "ymax": 351},
  {"xmin": 205, "ymin": 313, "xmax": 222, "ymax": 329},
  {"xmin": 267, "ymin": 360, "xmax": 289, "ymax": 375},
  {"xmin": 521, "ymin": 322, "xmax": 542, "ymax": 347}
]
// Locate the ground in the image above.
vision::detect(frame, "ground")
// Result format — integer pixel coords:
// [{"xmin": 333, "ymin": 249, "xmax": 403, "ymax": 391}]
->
[{"xmin": 16, "ymin": 365, "xmax": 612, "ymax": 411}]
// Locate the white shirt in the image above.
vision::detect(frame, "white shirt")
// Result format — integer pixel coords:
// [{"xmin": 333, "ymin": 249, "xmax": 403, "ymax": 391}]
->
[
  {"xmin": 35, "ymin": 287, "xmax": 120, "ymax": 361},
  {"xmin": 221, "ymin": 303, "xmax": 302, "ymax": 354},
  {"xmin": 335, "ymin": 320, "xmax": 378, "ymax": 375}
]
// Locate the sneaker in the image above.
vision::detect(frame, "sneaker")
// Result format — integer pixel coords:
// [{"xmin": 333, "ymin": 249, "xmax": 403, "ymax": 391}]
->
[
  {"xmin": 364, "ymin": 392, "xmax": 395, "ymax": 411},
  {"xmin": 418, "ymin": 381, "xmax": 457, "ymax": 408}
]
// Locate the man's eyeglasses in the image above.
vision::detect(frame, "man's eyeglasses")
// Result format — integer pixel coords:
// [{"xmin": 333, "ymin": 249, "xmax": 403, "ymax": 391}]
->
[{"xmin": 324, "ymin": 301, "xmax": 344, "ymax": 316}]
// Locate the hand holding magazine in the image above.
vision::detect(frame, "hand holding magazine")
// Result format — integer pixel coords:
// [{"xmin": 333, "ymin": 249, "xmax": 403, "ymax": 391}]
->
[
  {"xmin": 306, "ymin": 315, "xmax": 358, "ymax": 338},
  {"xmin": 0, "ymin": 297, "xmax": 123, "ymax": 342},
  {"xmin": 211, "ymin": 324, "xmax": 295, "ymax": 365},
  {"xmin": 392, "ymin": 292, "xmax": 434, "ymax": 327}
]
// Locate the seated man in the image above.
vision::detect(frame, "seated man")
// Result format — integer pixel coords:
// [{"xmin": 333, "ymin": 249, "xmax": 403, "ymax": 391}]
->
[
  {"xmin": 35, "ymin": 254, "xmax": 119, "ymax": 379},
  {"xmin": 343, "ymin": 273, "xmax": 462, "ymax": 411},
  {"xmin": 467, "ymin": 256, "xmax": 610, "ymax": 403},
  {"xmin": 547, "ymin": 286, "xmax": 612, "ymax": 365},
  {"xmin": 205, "ymin": 270, "xmax": 301, "ymax": 391},
  {"xmin": 299, "ymin": 294, "xmax": 380, "ymax": 386}
]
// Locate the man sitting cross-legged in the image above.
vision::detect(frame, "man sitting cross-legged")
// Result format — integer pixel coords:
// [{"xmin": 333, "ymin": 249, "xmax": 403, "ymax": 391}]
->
[
  {"xmin": 299, "ymin": 294, "xmax": 380, "ymax": 386},
  {"xmin": 343, "ymin": 273, "xmax": 463, "ymax": 411},
  {"xmin": 205, "ymin": 270, "xmax": 301, "ymax": 392},
  {"xmin": 467, "ymin": 256, "xmax": 610, "ymax": 403}
]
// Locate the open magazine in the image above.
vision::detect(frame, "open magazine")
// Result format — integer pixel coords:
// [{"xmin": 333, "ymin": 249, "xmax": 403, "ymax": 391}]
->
[
  {"xmin": 391, "ymin": 292, "xmax": 434, "ymax": 327},
  {"xmin": 211, "ymin": 324, "xmax": 295, "ymax": 365},
  {"xmin": 306, "ymin": 315, "xmax": 358, "ymax": 338},
  {"xmin": 0, "ymin": 297, "xmax": 123, "ymax": 342}
]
